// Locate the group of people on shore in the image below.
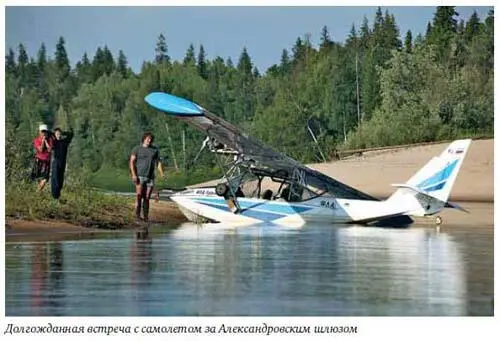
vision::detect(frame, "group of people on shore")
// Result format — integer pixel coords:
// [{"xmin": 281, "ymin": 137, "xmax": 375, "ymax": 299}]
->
[
  {"xmin": 31, "ymin": 124, "xmax": 73, "ymax": 200},
  {"xmin": 31, "ymin": 124, "xmax": 164, "ymax": 223}
]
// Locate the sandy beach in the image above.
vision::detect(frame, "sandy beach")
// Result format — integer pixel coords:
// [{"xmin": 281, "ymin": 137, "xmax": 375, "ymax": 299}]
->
[
  {"xmin": 311, "ymin": 138, "xmax": 494, "ymax": 202},
  {"xmin": 5, "ymin": 139, "xmax": 494, "ymax": 241}
]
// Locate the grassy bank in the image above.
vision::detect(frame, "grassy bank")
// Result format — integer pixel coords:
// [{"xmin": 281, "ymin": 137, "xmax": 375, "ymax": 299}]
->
[
  {"xmin": 6, "ymin": 180, "xmax": 135, "ymax": 229},
  {"xmin": 5, "ymin": 160, "xmax": 220, "ymax": 229}
]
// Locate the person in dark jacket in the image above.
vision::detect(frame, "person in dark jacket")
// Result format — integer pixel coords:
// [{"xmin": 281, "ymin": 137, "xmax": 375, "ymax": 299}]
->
[{"xmin": 51, "ymin": 127, "xmax": 73, "ymax": 200}]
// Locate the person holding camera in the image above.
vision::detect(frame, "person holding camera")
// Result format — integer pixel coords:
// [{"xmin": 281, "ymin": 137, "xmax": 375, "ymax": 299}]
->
[{"xmin": 31, "ymin": 124, "xmax": 53, "ymax": 192}]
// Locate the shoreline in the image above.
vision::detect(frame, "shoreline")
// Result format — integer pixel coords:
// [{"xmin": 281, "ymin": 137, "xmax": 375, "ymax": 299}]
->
[
  {"xmin": 5, "ymin": 201, "xmax": 188, "ymax": 243},
  {"xmin": 5, "ymin": 139, "xmax": 494, "ymax": 242},
  {"xmin": 6, "ymin": 199, "xmax": 493, "ymax": 243}
]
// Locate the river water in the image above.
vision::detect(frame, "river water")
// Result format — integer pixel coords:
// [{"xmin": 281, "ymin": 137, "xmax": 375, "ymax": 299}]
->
[{"xmin": 5, "ymin": 223, "xmax": 493, "ymax": 316}]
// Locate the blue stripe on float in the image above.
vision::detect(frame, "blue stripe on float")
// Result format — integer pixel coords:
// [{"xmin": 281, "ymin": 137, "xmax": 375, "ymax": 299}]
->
[
  {"xmin": 195, "ymin": 201, "xmax": 286, "ymax": 222},
  {"xmin": 194, "ymin": 197, "xmax": 314, "ymax": 215}
]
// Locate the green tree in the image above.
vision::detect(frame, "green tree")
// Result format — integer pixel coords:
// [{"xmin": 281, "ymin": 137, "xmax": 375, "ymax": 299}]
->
[
  {"xmin": 102, "ymin": 46, "xmax": 115, "ymax": 75},
  {"xmin": 360, "ymin": 48, "xmax": 379, "ymax": 122},
  {"xmin": 6, "ymin": 48, "xmax": 16, "ymax": 76},
  {"xmin": 155, "ymin": 33, "xmax": 170, "ymax": 64},
  {"xmin": 320, "ymin": 25, "xmax": 333, "ymax": 51},
  {"xmin": 383, "ymin": 12, "xmax": 402, "ymax": 51},
  {"xmin": 55, "ymin": 36, "xmax": 71, "ymax": 81},
  {"xmin": 117, "ymin": 50, "xmax": 129, "ymax": 78},
  {"xmin": 37, "ymin": 43, "xmax": 47, "ymax": 73},
  {"xmin": 253, "ymin": 66, "xmax": 260, "ymax": 78},
  {"xmin": 197, "ymin": 44, "xmax": 208, "ymax": 79},
  {"xmin": 76, "ymin": 52, "xmax": 93, "ymax": 84},
  {"xmin": 279, "ymin": 49, "xmax": 290, "ymax": 76},
  {"xmin": 373, "ymin": 7, "xmax": 384, "ymax": 41},
  {"xmin": 425, "ymin": 22, "xmax": 433, "ymax": 40},
  {"xmin": 465, "ymin": 10, "xmax": 482, "ymax": 42},
  {"xmin": 183, "ymin": 44, "xmax": 196, "ymax": 66},
  {"xmin": 292, "ymin": 37, "xmax": 305, "ymax": 65},
  {"xmin": 237, "ymin": 47, "xmax": 253, "ymax": 78},
  {"xmin": 359, "ymin": 16, "xmax": 371, "ymax": 51},
  {"xmin": 427, "ymin": 6, "xmax": 459, "ymax": 62},
  {"xmin": 346, "ymin": 24, "xmax": 359, "ymax": 50},
  {"xmin": 17, "ymin": 43, "xmax": 29, "ymax": 85},
  {"xmin": 91, "ymin": 47, "xmax": 105, "ymax": 81},
  {"xmin": 404, "ymin": 30, "xmax": 413, "ymax": 53}
]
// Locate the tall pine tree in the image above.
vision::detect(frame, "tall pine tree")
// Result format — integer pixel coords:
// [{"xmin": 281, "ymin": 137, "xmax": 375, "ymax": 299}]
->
[
  {"xmin": 320, "ymin": 25, "xmax": 333, "ymax": 51},
  {"xmin": 6, "ymin": 48, "xmax": 16, "ymax": 76},
  {"xmin": 37, "ymin": 43, "xmax": 47, "ymax": 73},
  {"xmin": 117, "ymin": 50, "xmax": 129, "ymax": 78},
  {"xmin": 155, "ymin": 33, "xmax": 170, "ymax": 64},
  {"xmin": 404, "ymin": 30, "xmax": 413, "ymax": 53},
  {"xmin": 55, "ymin": 36, "xmax": 70, "ymax": 82},
  {"xmin": 183, "ymin": 44, "xmax": 196, "ymax": 66},
  {"xmin": 197, "ymin": 44, "xmax": 208, "ymax": 79},
  {"xmin": 237, "ymin": 47, "xmax": 253, "ymax": 78},
  {"xmin": 17, "ymin": 44, "xmax": 29, "ymax": 86}
]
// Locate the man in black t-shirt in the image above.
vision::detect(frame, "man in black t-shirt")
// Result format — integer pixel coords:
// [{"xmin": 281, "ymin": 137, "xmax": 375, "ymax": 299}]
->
[{"xmin": 130, "ymin": 132, "xmax": 165, "ymax": 222}]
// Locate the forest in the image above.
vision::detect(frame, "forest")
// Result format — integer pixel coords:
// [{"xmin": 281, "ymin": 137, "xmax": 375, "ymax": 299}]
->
[{"xmin": 5, "ymin": 7, "xmax": 494, "ymax": 193}]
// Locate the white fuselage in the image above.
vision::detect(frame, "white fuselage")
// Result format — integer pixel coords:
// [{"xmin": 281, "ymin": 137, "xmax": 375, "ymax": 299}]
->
[{"xmin": 168, "ymin": 187, "xmax": 428, "ymax": 226}]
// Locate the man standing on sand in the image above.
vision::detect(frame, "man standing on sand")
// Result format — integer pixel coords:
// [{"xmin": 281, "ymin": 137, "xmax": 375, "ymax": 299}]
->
[
  {"xmin": 129, "ymin": 132, "xmax": 164, "ymax": 223},
  {"xmin": 51, "ymin": 127, "xmax": 73, "ymax": 200},
  {"xmin": 31, "ymin": 124, "xmax": 53, "ymax": 192}
]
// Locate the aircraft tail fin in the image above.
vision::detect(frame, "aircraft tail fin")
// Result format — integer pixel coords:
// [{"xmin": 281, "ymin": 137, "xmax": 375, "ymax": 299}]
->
[
  {"xmin": 388, "ymin": 139, "xmax": 472, "ymax": 215},
  {"xmin": 399, "ymin": 139, "xmax": 471, "ymax": 202}
]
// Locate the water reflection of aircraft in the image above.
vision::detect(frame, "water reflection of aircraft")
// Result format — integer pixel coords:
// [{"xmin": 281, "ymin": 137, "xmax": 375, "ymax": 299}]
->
[
  {"xmin": 145, "ymin": 92, "xmax": 471, "ymax": 227},
  {"xmin": 169, "ymin": 223, "xmax": 466, "ymax": 315}
]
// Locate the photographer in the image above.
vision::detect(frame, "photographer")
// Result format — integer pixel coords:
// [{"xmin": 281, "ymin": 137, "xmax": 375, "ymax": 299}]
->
[{"xmin": 31, "ymin": 124, "xmax": 53, "ymax": 192}]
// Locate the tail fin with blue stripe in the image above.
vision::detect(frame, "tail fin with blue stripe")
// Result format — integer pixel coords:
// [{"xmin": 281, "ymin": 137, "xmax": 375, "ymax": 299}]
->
[
  {"xmin": 401, "ymin": 139, "xmax": 471, "ymax": 203},
  {"xmin": 388, "ymin": 140, "xmax": 472, "ymax": 216}
]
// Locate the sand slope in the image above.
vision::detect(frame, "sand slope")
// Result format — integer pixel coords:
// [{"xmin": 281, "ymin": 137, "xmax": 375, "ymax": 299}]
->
[{"xmin": 310, "ymin": 139, "xmax": 493, "ymax": 201}]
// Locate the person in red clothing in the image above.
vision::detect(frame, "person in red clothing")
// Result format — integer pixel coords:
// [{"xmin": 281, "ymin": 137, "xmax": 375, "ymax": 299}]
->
[{"xmin": 31, "ymin": 124, "xmax": 53, "ymax": 191}]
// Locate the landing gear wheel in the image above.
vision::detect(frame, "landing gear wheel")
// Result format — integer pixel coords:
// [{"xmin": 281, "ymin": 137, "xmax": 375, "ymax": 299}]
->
[{"xmin": 435, "ymin": 216, "xmax": 442, "ymax": 225}]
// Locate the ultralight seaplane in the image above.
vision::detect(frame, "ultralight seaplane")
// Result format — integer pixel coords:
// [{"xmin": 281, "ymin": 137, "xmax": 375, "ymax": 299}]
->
[{"xmin": 145, "ymin": 92, "xmax": 471, "ymax": 227}]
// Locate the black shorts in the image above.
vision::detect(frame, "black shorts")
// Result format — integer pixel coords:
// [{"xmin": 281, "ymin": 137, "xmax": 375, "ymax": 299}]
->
[{"xmin": 31, "ymin": 158, "xmax": 51, "ymax": 181}]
